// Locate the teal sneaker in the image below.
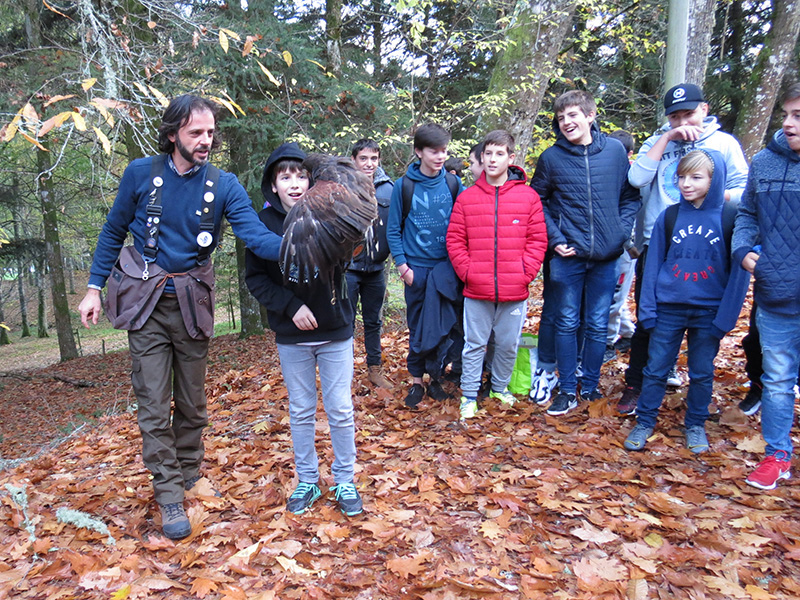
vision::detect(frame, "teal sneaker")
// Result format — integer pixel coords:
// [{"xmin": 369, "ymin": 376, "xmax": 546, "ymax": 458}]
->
[
  {"xmin": 331, "ymin": 482, "xmax": 363, "ymax": 516},
  {"xmin": 489, "ymin": 388, "xmax": 516, "ymax": 407},
  {"xmin": 459, "ymin": 396, "xmax": 479, "ymax": 420},
  {"xmin": 286, "ymin": 482, "xmax": 321, "ymax": 515}
]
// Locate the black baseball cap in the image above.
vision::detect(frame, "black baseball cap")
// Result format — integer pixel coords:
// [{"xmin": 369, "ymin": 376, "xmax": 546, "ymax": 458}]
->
[{"xmin": 664, "ymin": 83, "xmax": 705, "ymax": 115}]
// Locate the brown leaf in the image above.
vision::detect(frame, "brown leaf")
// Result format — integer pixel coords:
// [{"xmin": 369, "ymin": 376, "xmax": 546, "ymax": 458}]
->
[
  {"xmin": 190, "ymin": 577, "xmax": 218, "ymax": 598},
  {"xmin": 386, "ymin": 552, "xmax": 431, "ymax": 579}
]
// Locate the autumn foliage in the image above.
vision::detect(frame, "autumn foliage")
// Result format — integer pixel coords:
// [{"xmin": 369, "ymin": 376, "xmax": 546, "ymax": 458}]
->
[{"xmin": 1, "ymin": 287, "xmax": 799, "ymax": 599}]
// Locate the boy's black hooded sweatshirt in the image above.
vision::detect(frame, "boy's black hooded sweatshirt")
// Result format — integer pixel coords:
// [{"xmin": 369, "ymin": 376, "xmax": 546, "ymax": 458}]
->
[{"xmin": 247, "ymin": 143, "xmax": 353, "ymax": 344}]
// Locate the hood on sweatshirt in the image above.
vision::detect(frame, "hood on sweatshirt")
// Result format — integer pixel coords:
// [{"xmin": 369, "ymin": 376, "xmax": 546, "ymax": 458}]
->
[
  {"xmin": 678, "ymin": 149, "xmax": 727, "ymax": 213},
  {"xmin": 260, "ymin": 142, "xmax": 308, "ymax": 210},
  {"xmin": 768, "ymin": 130, "xmax": 800, "ymax": 163}
]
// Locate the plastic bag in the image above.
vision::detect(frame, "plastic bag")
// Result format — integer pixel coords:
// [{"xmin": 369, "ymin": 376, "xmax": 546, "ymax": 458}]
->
[{"xmin": 508, "ymin": 333, "xmax": 538, "ymax": 395}]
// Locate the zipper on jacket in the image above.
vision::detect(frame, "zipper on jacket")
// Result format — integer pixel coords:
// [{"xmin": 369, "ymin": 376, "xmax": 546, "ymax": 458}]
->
[
  {"xmin": 494, "ymin": 186, "xmax": 500, "ymax": 302},
  {"xmin": 585, "ymin": 146, "xmax": 595, "ymax": 257}
]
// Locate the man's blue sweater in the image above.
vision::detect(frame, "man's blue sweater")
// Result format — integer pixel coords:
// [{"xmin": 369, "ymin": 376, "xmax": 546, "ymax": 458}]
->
[{"xmin": 89, "ymin": 155, "xmax": 280, "ymax": 289}]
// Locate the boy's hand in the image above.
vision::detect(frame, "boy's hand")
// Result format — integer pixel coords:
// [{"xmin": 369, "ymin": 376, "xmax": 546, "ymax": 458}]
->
[
  {"xmin": 398, "ymin": 264, "xmax": 414, "ymax": 286},
  {"xmin": 667, "ymin": 125, "xmax": 704, "ymax": 143},
  {"xmin": 742, "ymin": 251, "xmax": 759, "ymax": 275},
  {"xmin": 554, "ymin": 244, "xmax": 576, "ymax": 257},
  {"xmin": 292, "ymin": 304, "xmax": 318, "ymax": 330}
]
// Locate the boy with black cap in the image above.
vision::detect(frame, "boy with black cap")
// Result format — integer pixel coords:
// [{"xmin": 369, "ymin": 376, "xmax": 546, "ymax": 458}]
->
[{"xmin": 616, "ymin": 83, "xmax": 750, "ymax": 415}]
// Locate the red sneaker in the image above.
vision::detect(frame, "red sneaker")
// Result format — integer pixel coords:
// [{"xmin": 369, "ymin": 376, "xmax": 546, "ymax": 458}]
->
[{"xmin": 746, "ymin": 452, "xmax": 791, "ymax": 490}]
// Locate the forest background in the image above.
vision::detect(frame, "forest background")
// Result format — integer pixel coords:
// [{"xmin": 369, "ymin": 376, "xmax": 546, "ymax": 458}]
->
[
  {"xmin": 1, "ymin": 3, "xmax": 800, "ymax": 599},
  {"xmin": 0, "ymin": 0, "xmax": 798, "ymax": 361}
]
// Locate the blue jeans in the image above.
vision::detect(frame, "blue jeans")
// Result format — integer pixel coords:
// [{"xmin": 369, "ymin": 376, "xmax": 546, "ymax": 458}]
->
[
  {"xmin": 549, "ymin": 255, "xmax": 617, "ymax": 394},
  {"xmin": 635, "ymin": 305, "xmax": 720, "ymax": 430},
  {"xmin": 346, "ymin": 268, "xmax": 387, "ymax": 366},
  {"xmin": 756, "ymin": 306, "xmax": 800, "ymax": 458},
  {"xmin": 277, "ymin": 339, "xmax": 357, "ymax": 484}
]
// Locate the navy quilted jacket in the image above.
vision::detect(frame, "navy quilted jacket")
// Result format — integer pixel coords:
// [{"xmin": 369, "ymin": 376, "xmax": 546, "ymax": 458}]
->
[
  {"xmin": 732, "ymin": 131, "xmax": 800, "ymax": 315},
  {"xmin": 531, "ymin": 122, "xmax": 640, "ymax": 261}
]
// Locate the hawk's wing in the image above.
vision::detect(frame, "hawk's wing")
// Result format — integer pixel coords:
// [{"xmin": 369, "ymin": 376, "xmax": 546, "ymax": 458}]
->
[{"xmin": 280, "ymin": 158, "xmax": 378, "ymax": 286}]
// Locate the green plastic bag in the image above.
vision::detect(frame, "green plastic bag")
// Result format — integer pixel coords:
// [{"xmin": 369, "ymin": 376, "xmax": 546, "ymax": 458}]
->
[{"xmin": 509, "ymin": 333, "xmax": 538, "ymax": 395}]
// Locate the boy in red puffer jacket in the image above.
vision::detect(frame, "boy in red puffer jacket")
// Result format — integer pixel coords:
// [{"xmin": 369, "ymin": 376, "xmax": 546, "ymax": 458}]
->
[{"xmin": 447, "ymin": 130, "xmax": 548, "ymax": 420}]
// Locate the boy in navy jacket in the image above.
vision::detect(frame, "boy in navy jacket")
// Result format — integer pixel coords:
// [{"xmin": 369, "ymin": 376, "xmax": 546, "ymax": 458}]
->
[
  {"xmin": 532, "ymin": 90, "xmax": 640, "ymax": 416},
  {"xmin": 624, "ymin": 150, "xmax": 749, "ymax": 453}
]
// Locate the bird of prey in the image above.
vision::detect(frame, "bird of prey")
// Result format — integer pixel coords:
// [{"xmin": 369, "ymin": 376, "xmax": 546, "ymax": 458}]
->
[{"xmin": 279, "ymin": 154, "xmax": 378, "ymax": 296}]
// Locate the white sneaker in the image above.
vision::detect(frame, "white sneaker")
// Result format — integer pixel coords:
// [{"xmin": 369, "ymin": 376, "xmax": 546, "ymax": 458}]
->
[
  {"xmin": 666, "ymin": 367, "xmax": 682, "ymax": 387},
  {"xmin": 459, "ymin": 397, "xmax": 479, "ymax": 420},
  {"xmin": 529, "ymin": 368, "xmax": 558, "ymax": 405}
]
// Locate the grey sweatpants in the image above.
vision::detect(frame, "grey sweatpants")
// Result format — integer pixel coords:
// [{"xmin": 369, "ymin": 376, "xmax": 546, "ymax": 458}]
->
[{"xmin": 460, "ymin": 297, "xmax": 527, "ymax": 397}]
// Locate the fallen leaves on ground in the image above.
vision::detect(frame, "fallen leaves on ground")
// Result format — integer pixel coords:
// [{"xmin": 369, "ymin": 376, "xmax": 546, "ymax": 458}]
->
[{"xmin": 0, "ymin": 284, "xmax": 799, "ymax": 599}]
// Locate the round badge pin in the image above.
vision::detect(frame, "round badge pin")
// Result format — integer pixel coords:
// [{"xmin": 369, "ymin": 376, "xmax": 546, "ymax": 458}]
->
[
  {"xmin": 204, "ymin": 192, "xmax": 215, "ymax": 203},
  {"xmin": 197, "ymin": 232, "xmax": 213, "ymax": 247},
  {"xmin": 153, "ymin": 176, "xmax": 164, "ymax": 188}
]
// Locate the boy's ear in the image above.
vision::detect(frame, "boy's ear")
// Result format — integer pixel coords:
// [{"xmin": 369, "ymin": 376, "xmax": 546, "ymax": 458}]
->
[
  {"xmin": 272, "ymin": 183, "xmax": 278, "ymax": 194},
  {"xmin": 414, "ymin": 147, "xmax": 422, "ymax": 160},
  {"xmin": 509, "ymin": 153, "xmax": 516, "ymax": 163}
]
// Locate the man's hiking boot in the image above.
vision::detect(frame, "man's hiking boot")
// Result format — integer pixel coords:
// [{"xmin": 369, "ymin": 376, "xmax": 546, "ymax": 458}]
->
[{"xmin": 159, "ymin": 502, "xmax": 192, "ymax": 540}]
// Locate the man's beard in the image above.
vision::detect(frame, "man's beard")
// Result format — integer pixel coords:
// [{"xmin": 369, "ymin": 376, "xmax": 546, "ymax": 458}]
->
[{"xmin": 175, "ymin": 136, "xmax": 210, "ymax": 167}]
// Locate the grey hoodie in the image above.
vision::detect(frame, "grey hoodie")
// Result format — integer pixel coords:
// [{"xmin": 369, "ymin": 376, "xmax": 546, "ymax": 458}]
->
[{"xmin": 630, "ymin": 116, "xmax": 749, "ymax": 246}]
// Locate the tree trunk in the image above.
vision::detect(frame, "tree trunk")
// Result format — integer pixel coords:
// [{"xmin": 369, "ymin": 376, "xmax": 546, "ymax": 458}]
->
[
  {"xmin": 734, "ymin": 0, "xmax": 800, "ymax": 159},
  {"xmin": 371, "ymin": 0, "xmax": 384, "ymax": 80},
  {"xmin": 326, "ymin": 0, "xmax": 343, "ymax": 76},
  {"xmin": 0, "ymin": 292, "xmax": 10, "ymax": 345},
  {"xmin": 685, "ymin": 0, "xmax": 716, "ymax": 86},
  {"xmin": 235, "ymin": 236, "xmax": 263, "ymax": 338},
  {"xmin": 36, "ymin": 261, "xmax": 48, "ymax": 339},
  {"xmin": 482, "ymin": 0, "xmax": 579, "ymax": 164},
  {"xmin": 12, "ymin": 211, "xmax": 31, "ymax": 338},
  {"xmin": 226, "ymin": 129, "xmax": 265, "ymax": 338},
  {"xmin": 37, "ymin": 145, "xmax": 78, "ymax": 361}
]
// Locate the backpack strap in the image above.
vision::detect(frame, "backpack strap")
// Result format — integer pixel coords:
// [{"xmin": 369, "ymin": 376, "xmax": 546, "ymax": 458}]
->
[
  {"xmin": 196, "ymin": 164, "xmax": 220, "ymax": 266},
  {"xmin": 142, "ymin": 156, "xmax": 166, "ymax": 280},
  {"xmin": 663, "ymin": 203, "xmax": 680, "ymax": 252},
  {"xmin": 444, "ymin": 171, "xmax": 460, "ymax": 203}
]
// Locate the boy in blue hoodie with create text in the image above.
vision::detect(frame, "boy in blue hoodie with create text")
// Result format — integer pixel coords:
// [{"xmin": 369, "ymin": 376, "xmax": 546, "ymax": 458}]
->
[
  {"xmin": 387, "ymin": 123, "xmax": 464, "ymax": 408},
  {"xmin": 245, "ymin": 142, "xmax": 362, "ymax": 517},
  {"xmin": 624, "ymin": 150, "xmax": 749, "ymax": 453},
  {"xmin": 617, "ymin": 83, "xmax": 749, "ymax": 415}
]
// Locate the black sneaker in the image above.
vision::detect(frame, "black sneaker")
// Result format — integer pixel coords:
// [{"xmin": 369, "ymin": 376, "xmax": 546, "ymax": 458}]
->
[
  {"xmin": 546, "ymin": 392, "xmax": 578, "ymax": 416},
  {"xmin": 331, "ymin": 482, "xmax": 363, "ymax": 516},
  {"xmin": 404, "ymin": 383, "xmax": 425, "ymax": 408},
  {"xmin": 580, "ymin": 388, "xmax": 602, "ymax": 402},
  {"xmin": 617, "ymin": 386, "xmax": 640, "ymax": 416},
  {"xmin": 739, "ymin": 385, "xmax": 762, "ymax": 416},
  {"xmin": 614, "ymin": 337, "xmax": 632, "ymax": 353},
  {"xmin": 444, "ymin": 369, "xmax": 461, "ymax": 384},
  {"xmin": 603, "ymin": 345, "xmax": 617, "ymax": 363},
  {"xmin": 426, "ymin": 379, "xmax": 451, "ymax": 401},
  {"xmin": 159, "ymin": 502, "xmax": 192, "ymax": 539},
  {"xmin": 286, "ymin": 482, "xmax": 322, "ymax": 515}
]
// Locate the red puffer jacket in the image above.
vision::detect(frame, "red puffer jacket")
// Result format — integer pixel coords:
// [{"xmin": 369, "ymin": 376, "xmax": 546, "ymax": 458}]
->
[{"xmin": 447, "ymin": 166, "xmax": 548, "ymax": 302}]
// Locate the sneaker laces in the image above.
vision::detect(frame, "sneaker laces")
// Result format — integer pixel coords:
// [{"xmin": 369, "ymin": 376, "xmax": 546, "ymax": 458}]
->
[
  {"xmin": 291, "ymin": 482, "xmax": 318, "ymax": 499},
  {"xmin": 162, "ymin": 502, "xmax": 184, "ymax": 519},
  {"xmin": 331, "ymin": 482, "xmax": 358, "ymax": 501}
]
